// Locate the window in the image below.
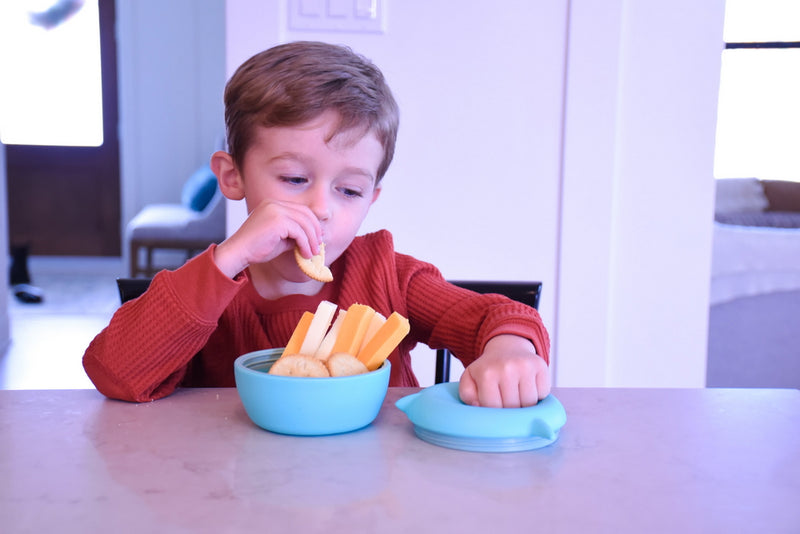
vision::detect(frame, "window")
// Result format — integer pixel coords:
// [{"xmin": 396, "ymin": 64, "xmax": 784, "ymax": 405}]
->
[
  {"xmin": 0, "ymin": 0, "xmax": 104, "ymax": 147},
  {"xmin": 713, "ymin": 0, "xmax": 800, "ymax": 182}
]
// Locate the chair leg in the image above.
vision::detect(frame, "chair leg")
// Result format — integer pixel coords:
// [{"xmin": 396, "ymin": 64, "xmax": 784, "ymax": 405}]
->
[
  {"xmin": 129, "ymin": 241, "xmax": 139, "ymax": 278},
  {"xmin": 434, "ymin": 349, "xmax": 451, "ymax": 384},
  {"xmin": 145, "ymin": 246, "xmax": 154, "ymax": 277}
]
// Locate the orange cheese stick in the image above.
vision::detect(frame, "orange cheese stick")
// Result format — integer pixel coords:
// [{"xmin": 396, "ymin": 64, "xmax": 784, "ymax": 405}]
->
[
  {"xmin": 330, "ymin": 304, "xmax": 375, "ymax": 356},
  {"xmin": 358, "ymin": 312, "xmax": 386, "ymax": 353},
  {"xmin": 283, "ymin": 311, "xmax": 314, "ymax": 356},
  {"xmin": 357, "ymin": 312, "xmax": 410, "ymax": 371}
]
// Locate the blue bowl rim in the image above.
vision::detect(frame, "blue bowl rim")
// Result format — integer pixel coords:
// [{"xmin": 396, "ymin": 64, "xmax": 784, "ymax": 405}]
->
[{"xmin": 234, "ymin": 348, "xmax": 390, "ymax": 382}]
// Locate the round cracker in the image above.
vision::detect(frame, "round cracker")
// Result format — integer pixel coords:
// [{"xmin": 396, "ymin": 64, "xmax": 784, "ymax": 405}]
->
[
  {"xmin": 325, "ymin": 352, "xmax": 369, "ymax": 377},
  {"xmin": 294, "ymin": 243, "xmax": 333, "ymax": 283},
  {"xmin": 268, "ymin": 354, "xmax": 330, "ymax": 377}
]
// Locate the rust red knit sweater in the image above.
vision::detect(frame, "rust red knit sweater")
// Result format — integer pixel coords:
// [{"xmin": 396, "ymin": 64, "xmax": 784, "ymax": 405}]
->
[{"xmin": 83, "ymin": 230, "xmax": 549, "ymax": 402}]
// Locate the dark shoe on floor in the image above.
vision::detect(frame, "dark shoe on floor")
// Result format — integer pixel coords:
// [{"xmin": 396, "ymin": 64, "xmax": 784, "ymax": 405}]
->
[
  {"xmin": 9, "ymin": 245, "xmax": 33, "ymax": 286},
  {"xmin": 13, "ymin": 284, "xmax": 44, "ymax": 304}
]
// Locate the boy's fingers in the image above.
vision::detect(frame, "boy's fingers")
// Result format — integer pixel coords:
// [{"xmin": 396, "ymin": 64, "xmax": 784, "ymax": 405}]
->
[
  {"xmin": 458, "ymin": 371, "xmax": 479, "ymax": 406},
  {"xmin": 518, "ymin": 377, "xmax": 539, "ymax": 407},
  {"xmin": 535, "ymin": 368, "xmax": 552, "ymax": 400},
  {"xmin": 498, "ymin": 377, "xmax": 522, "ymax": 408},
  {"xmin": 259, "ymin": 200, "xmax": 322, "ymax": 256},
  {"xmin": 291, "ymin": 233, "xmax": 316, "ymax": 259},
  {"xmin": 477, "ymin": 382, "xmax": 502, "ymax": 408}
]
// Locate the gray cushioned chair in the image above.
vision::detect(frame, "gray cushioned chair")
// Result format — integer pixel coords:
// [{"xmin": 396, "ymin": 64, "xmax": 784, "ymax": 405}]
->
[{"xmin": 126, "ymin": 164, "xmax": 226, "ymax": 277}]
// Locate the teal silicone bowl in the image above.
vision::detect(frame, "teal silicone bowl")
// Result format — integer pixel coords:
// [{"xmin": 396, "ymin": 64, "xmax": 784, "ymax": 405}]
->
[{"xmin": 233, "ymin": 348, "xmax": 391, "ymax": 436}]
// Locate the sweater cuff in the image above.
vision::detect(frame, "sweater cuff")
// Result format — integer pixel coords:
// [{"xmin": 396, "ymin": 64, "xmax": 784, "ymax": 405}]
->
[{"xmin": 483, "ymin": 324, "xmax": 550, "ymax": 365}]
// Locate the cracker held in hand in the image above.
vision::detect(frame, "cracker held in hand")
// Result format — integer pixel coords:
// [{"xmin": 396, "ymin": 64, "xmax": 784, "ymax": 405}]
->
[{"xmin": 294, "ymin": 243, "xmax": 333, "ymax": 283}]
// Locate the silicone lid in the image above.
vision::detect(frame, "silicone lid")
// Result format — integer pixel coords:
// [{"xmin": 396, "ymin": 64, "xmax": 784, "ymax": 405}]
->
[{"xmin": 395, "ymin": 382, "xmax": 566, "ymax": 452}]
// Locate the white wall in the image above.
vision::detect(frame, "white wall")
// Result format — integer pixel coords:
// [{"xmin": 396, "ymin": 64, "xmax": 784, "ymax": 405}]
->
[
  {"xmin": 558, "ymin": 0, "xmax": 724, "ymax": 387},
  {"xmin": 222, "ymin": 0, "xmax": 725, "ymax": 387},
  {"xmin": 116, "ymin": 0, "xmax": 226, "ymax": 251}
]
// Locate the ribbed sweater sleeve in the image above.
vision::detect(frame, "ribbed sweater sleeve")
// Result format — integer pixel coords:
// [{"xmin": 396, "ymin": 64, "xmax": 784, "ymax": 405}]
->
[
  {"xmin": 82, "ymin": 245, "xmax": 245, "ymax": 402},
  {"xmin": 338, "ymin": 232, "xmax": 550, "ymax": 376},
  {"xmin": 406, "ymin": 269, "xmax": 550, "ymax": 365}
]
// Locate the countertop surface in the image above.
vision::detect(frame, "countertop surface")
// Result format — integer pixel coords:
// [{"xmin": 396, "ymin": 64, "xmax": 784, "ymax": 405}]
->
[{"xmin": 1, "ymin": 387, "xmax": 799, "ymax": 533}]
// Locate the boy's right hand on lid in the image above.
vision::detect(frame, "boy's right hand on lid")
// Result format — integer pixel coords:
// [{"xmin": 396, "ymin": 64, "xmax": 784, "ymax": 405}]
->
[{"xmin": 214, "ymin": 200, "xmax": 322, "ymax": 278}]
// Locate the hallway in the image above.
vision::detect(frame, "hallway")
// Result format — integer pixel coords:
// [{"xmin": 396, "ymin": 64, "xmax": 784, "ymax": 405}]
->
[{"xmin": 1, "ymin": 256, "xmax": 121, "ymax": 389}]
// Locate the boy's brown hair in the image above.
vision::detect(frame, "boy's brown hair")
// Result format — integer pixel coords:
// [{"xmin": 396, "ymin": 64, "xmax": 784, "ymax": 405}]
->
[{"xmin": 223, "ymin": 41, "xmax": 399, "ymax": 182}]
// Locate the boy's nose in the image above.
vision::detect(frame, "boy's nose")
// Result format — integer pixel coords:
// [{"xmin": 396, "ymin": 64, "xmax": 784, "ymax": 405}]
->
[{"xmin": 308, "ymin": 189, "xmax": 331, "ymax": 221}]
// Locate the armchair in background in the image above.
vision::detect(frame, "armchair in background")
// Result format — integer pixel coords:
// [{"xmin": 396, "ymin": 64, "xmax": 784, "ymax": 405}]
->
[{"xmin": 126, "ymin": 164, "xmax": 226, "ymax": 277}]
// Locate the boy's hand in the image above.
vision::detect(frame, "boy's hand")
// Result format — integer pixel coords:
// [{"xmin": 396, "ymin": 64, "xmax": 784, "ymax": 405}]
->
[
  {"xmin": 214, "ymin": 200, "xmax": 322, "ymax": 278},
  {"xmin": 458, "ymin": 334, "xmax": 550, "ymax": 408}
]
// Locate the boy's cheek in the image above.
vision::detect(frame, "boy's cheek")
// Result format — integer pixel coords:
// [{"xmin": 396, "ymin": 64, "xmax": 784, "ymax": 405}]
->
[{"xmin": 324, "ymin": 234, "xmax": 358, "ymax": 265}]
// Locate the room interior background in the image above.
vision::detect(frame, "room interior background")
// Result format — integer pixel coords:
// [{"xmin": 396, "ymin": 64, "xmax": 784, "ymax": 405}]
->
[{"xmin": 0, "ymin": 0, "xmax": 726, "ymax": 388}]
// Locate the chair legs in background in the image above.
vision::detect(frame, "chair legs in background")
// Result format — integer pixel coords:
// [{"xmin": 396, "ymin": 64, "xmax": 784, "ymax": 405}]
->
[
  {"xmin": 9, "ymin": 244, "xmax": 44, "ymax": 304},
  {"xmin": 129, "ymin": 239, "xmax": 208, "ymax": 278}
]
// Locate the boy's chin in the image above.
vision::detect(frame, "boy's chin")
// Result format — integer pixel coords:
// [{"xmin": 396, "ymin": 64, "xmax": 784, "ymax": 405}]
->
[{"xmin": 288, "ymin": 270, "xmax": 315, "ymax": 283}]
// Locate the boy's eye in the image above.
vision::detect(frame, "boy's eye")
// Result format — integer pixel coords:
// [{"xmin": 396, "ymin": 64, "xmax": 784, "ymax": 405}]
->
[
  {"xmin": 280, "ymin": 175, "xmax": 307, "ymax": 185},
  {"xmin": 340, "ymin": 187, "xmax": 364, "ymax": 199}
]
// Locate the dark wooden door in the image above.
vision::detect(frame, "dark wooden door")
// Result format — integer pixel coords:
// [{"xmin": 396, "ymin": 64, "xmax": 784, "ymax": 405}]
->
[{"xmin": 5, "ymin": 0, "xmax": 120, "ymax": 256}]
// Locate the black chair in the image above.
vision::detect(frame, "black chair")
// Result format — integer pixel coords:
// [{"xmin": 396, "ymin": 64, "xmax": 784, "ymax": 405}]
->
[
  {"xmin": 116, "ymin": 277, "xmax": 152, "ymax": 303},
  {"xmin": 434, "ymin": 281, "xmax": 542, "ymax": 384}
]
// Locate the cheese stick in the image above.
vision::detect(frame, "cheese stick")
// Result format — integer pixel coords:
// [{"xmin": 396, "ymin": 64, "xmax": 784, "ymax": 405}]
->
[
  {"xmin": 298, "ymin": 300, "xmax": 338, "ymax": 356},
  {"xmin": 283, "ymin": 311, "xmax": 314, "ymax": 356},
  {"xmin": 313, "ymin": 309, "xmax": 347, "ymax": 360},
  {"xmin": 330, "ymin": 304, "xmax": 376, "ymax": 356},
  {"xmin": 358, "ymin": 312, "xmax": 386, "ymax": 353},
  {"xmin": 356, "ymin": 312, "xmax": 410, "ymax": 371}
]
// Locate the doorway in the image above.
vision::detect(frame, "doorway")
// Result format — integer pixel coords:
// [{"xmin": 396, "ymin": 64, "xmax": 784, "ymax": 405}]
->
[{"xmin": 3, "ymin": 0, "xmax": 120, "ymax": 256}]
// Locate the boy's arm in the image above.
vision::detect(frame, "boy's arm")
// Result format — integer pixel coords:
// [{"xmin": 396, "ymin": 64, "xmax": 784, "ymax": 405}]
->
[
  {"xmin": 82, "ymin": 246, "xmax": 245, "ymax": 402},
  {"xmin": 404, "ymin": 268, "xmax": 550, "ymax": 363},
  {"xmin": 402, "ymin": 264, "xmax": 550, "ymax": 407}
]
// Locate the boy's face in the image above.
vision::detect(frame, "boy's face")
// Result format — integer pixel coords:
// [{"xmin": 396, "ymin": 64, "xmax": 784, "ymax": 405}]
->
[{"xmin": 236, "ymin": 111, "xmax": 383, "ymax": 275}]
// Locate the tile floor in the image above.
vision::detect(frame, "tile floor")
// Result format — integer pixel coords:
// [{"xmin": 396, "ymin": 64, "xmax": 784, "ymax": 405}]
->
[{"xmin": 0, "ymin": 257, "xmax": 124, "ymax": 390}]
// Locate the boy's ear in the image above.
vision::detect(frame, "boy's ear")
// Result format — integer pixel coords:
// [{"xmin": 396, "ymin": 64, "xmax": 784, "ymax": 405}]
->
[
  {"xmin": 211, "ymin": 151, "xmax": 245, "ymax": 201},
  {"xmin": 371, "ymin": 185, "xmax": 382, "ymax": 205}
]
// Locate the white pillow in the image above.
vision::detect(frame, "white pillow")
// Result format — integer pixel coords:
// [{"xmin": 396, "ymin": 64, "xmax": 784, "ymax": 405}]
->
[{"xmin": 714, "ymin": 178, "xmax": 768, "ymax": 214}]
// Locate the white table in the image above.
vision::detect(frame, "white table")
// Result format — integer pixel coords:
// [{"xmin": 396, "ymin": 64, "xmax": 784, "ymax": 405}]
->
[{"xmin": 1, "ymin": 387, "xmax": 798, "ymax": 533}]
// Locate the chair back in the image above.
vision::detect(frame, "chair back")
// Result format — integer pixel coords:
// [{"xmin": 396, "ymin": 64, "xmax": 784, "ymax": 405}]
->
[
  {"xmin": 116, "ymin": 278, "xmax": 152, "ymax": 303},
  {"xmin": 435, "ymin": 281, "xmax": 542, "ymax": 384}
]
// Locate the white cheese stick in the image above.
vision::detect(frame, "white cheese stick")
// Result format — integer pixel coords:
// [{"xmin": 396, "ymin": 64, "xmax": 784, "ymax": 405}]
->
[
  {"xmin": 313, "ymin": 309, "xmax": 347, "ymax": 360},
  {"xmin": 298, "ymin": 300, "xmax": 338, "ymax": 356}
]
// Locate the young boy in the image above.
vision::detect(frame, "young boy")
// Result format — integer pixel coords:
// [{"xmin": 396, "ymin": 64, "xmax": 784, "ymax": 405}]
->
[{"xmin": 83, "ymin": 41, "xmax": 550, "ymax": 407}]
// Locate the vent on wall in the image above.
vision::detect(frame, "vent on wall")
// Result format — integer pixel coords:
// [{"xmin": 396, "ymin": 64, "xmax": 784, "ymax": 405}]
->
[{"xmin": 288, "ymin": 0, "xmax": 385, "ymax": 34}]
